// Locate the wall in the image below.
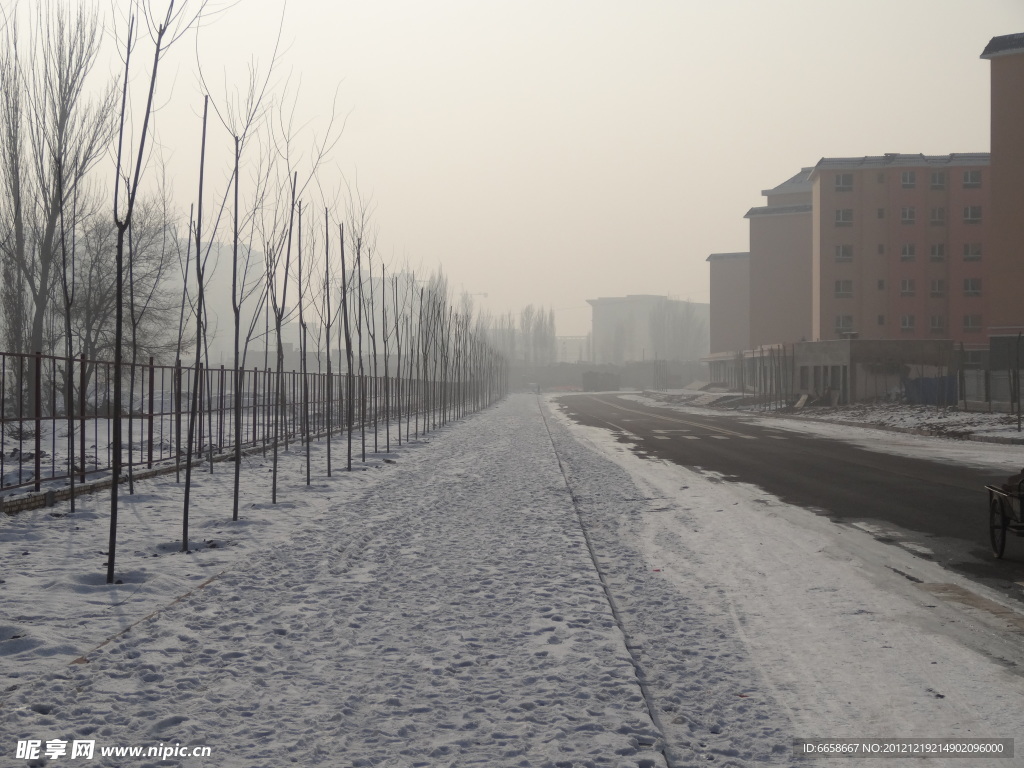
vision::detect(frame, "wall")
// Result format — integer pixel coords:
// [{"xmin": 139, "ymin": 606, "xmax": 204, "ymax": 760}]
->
[
  {"xmin": 707, "ymin": 254, "xmax": 750, "ymax": 353},
  {"xmin": 748, "ymin": 210, "xmax": 812, "ymax": 346},
  {"xmin": 813, "ymin": 157, "xmax": 990, "ymax": 344},
  {"xmin": 986, "ymin": 49, "xmax": 1024, "ymax": 335}
]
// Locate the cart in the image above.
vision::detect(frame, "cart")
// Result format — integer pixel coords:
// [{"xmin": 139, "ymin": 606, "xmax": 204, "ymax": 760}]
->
[{"xmin": 985, "ymin": 480, "xmax": 1024, "ymax": 558}]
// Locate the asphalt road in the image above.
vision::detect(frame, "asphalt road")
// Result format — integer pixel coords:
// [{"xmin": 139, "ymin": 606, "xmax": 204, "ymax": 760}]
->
[{"xmin": 556, "ymin": 393, "xmax": 1024, "ymax": 601}]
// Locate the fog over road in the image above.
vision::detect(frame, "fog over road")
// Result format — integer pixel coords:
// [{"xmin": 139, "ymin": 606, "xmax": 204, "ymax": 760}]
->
[{"xmin": 557, "ymin": 393, "xmax": 1024, "ymax": 603}]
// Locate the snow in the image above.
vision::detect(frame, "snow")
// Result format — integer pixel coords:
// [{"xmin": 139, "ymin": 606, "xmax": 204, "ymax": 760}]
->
[{"xmin": 2, "ymin": 393, "xmax": 1024, "ymax": 766}]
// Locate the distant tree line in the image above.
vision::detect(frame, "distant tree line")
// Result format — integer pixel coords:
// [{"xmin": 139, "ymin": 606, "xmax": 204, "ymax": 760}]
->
[{"xmin": 485, "ymin": 305, "xmax": 557, "ymax": 367}]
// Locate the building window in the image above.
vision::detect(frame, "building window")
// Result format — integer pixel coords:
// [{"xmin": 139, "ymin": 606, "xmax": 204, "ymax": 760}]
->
[
  {"xmin": 930, "ymin": 279, "xmax": 946, "ymax": 297},
  {"xmin": 930, "ymin": 171, "xmax": 946, "ymax": 190},
  {"xmin": 900, "ymin": 243, "xmax": 916, "ymax": 261},
  {"xmin": 900, "ymin": 314, "xmax": 916, "ymax": 331},
  {"xmin": 835, "ymin": 244, "xmax": 853, "ymax": 261},
  {"xmin": 929, "ymin": 207, "xmax": 945, "ymax": 225},
  {"xmin": 964, "ymin": 314, "xmax": 982, "ymax": 332},
  {"xmin": 963, "ymin": 170, "xmax": 982, "ymax": 188},
  {"xmin": 930, "ymin": 315, "xmax": 946, "ymax": 333},
  {"xmin": 835, "ymin": 173, "xmax": 853, "ymax": 192},
  {"xmin": 835, "ymin": 314, "xmax": 854, "ymax": 333},
  {"xmin": 963, "ymin": 242, "xmax": 982, "ymax": 261},
  {"xmin": 964, "ymin": 205, "xmax": 982, "ymax": 223},
  {"xmin": 878, "ymin": 314, "xmax": 886, "ymax": 325},
  {"xmin": 901, "ymin": 206, "xmax": 916, "ymax": 224},
  {"xmin": 930, "ymin": 243, "xmax": 946, "ymax": 261},
  {"xmin": 835, "ymin": 279, "xmax": 853, "ymax": 298},
  {"xmin": 877, "ymin": 243, "xmax": 885, "ymax": 255},
  {"xmin": 836, "ymin": 209, "xmax": 853, "ymax": 226},
  {"xmin": 964, "ymin": 278, "xmax": 982, "ymax": 297},
  {"xmin": 901, "ymin": 170, "xmax": 916, "ymax": 188},
  {"xmin": 900, "ymin": 279, "xmax": 915, "ymax": 296},
  {"xmin": 877, "ymin": 279, "xmax": 886, "ymax": 290},
  {"xmin": 877, "ymin": 208, "xmax": 885, "ymax": 220}
]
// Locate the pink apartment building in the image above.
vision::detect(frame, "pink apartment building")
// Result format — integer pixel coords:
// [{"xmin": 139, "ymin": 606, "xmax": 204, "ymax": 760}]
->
[
  {"xmin": 804, "ymin": 33, "xmax": 1024, "ymax": 347},
  {"xmin": 701, "ymin": 32, "xmax": 1024, "ymax": 401},
  {"xmin": 812, "ymin": 153, "xmax": 991, "ymax": 344}
]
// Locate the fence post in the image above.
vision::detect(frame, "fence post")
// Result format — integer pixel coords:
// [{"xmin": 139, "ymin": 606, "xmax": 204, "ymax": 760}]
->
[
  {"xmin": 959, "ymin": 343, "xmax": 967, "ymax": 411},
  {"xmin": 1017, "ymin": 333, "xmax": 1021, "ymax": 432},
  {"xmin": 263, "ymin": 367, "xmax": 270, "ymax": 455},
  {"xmin": 174, "ymin": 359, "xmax": 182, "ymax": 478},
  {"xmin": 79, "ymin": 354, "xmax": 87, "ymax": 483},
  {"xmin": 197, "ymin": 366, "xmax": 205, "ymax": 459},
  {"xmin": 985, "ymin": 365, "xmax": 991, "ymax": 412},
  {"xmin": 219, "ymin": 364, "xmax": 226, "ymax": 449},
  {"xmin": 32, "ymin": 352, "xmax": 41, "ymax": 492},
  {"xmin": 148, "ymin": 357, "xmax": 155, "ymax": 468},
  {"xmin": 251, "ymin": 366, "xmax": 258, "ymax": 449}
]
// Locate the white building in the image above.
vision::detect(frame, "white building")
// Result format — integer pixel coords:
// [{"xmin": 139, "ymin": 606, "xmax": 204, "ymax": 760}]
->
[{"xmin": 587, "ymin": 295, "xmax": 709, "ymax": 365}]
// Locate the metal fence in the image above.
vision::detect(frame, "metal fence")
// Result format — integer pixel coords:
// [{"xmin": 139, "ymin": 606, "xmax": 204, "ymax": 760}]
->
[{"xmin": 0, "ymin": 350, "xmax": 492, "ymax": 495}]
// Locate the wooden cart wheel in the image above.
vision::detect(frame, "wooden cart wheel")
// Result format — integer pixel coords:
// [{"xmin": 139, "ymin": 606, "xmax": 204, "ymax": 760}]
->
[{"xmin": 990, "ymin": 495, "xmax": 1008, "ymax": 559}]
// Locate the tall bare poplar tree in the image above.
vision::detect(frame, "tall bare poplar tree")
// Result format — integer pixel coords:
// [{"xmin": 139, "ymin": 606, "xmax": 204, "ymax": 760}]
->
[
  {"xmin": 107, "ymin": 0, "xmax": 208, "ymax": 584},
  {"xmin": 0, "ymin": 1, "xmax": 114, "ymax": 393}
]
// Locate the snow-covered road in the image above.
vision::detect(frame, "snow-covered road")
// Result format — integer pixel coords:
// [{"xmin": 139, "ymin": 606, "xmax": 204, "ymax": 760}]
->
[{"xmin": 2, "ymin": 393, "xmax": 1023, "ymax": 766}]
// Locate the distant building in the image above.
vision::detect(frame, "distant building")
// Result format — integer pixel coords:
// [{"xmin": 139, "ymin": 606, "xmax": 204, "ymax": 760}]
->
[
  {"xmin": 252, "ymin": 341, "xmax": 302, "ymax": 372},
  {"xmin": 706, "ymin": 253, "xmax": 750, "ymax": 354},
  {"xmin": 587, "ymin": 295, "xmax": 709, "ymax": 365}
]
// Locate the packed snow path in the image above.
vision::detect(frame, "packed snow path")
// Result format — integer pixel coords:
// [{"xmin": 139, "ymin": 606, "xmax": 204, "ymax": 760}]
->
[
  {"xmin": 4, "ymin": 393, "xmax": 1023, "ymax": 766},
  {"xmin": 5, "ymin": 396, "xmax": 686, "ymax": 767}
]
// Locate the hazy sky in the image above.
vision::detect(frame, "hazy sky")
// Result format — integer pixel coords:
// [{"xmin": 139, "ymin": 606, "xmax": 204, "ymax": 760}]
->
[{"xmin": 120, "ymin": 0, "xmax": 1024, "ymax": 336}]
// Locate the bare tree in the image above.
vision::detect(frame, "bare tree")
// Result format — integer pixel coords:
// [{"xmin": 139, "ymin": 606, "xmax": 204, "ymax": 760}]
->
[
  {"xmin": 181, "ymin": 95, "xmax": 211, "ymax": 552},
  {"xmin": 57, "ymin": 196, "xmax": 182, "ymax": 396},
  {"xmin": 338, "ymin": 222, "xmax": 354, "ymax": 471},
  {"xmin": 344, "ymin": 188, "xmax": 376, "ymax": 462},
  {"xmin": 261, "ymin": 167, "xmax": 296, "ymax": 504},
  {"xmin": 57, "ymin": 173, "xmax": 76, "ymax": 512},
  {"xmin": 0, "ymin": 1, "xmax": 115, "ymax": 415},
  {"xmin": 107, "ymin": 0, "xmax": 209, "ymax": 584},
  {"xmin": 0, "ymin": 6, "xmax": 27, "ymax": 360},
  {"xmin": 198, "ymin": 19, "xmax": 280, "ymax": 519}
]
